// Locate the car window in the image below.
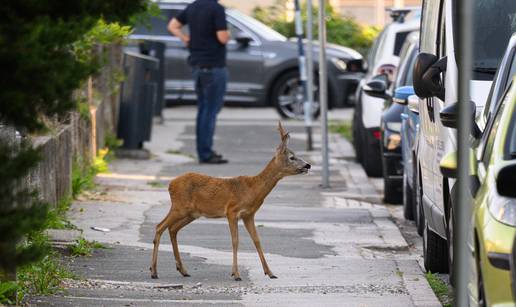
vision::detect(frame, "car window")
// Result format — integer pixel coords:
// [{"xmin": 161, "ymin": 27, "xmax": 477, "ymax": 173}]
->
[
  {"xmin": 452, "ymin": 0, "xmax": 516, "ymax": 79},
  {"xmin": 404, "ymin": 48, "xmax": 418, "ymax": 86},
  {"xmin": 394, "ymin": 31, "xmax": 411, "ymax": 56},
  {"xmin": 482, "ymin": 48, "xmax": 516, "ymax": 130},
  {"xmin": 481, "ymin": 84, "xmax": 510, "ymax": 166},
  {"xmin": 367, "ymin": 29, "xmax": 385, "ymax": 69},
  {"xmin": 507, "ymin": 106, "xmax": 516, "ymax": 159},
  {"xmin": 374, "ymin": 29, "xmax": 390, "ymax": 64},
  {"xmin": 228, "ymin": 10, "xmax": 286, "ymax": 41},
  {"xmin": 420, "ymin": 0, "xmax": 441, "ymax": 54},
  {"xmin": 133, "ymin": 9, "xmax": 184, "ymax": 36}
]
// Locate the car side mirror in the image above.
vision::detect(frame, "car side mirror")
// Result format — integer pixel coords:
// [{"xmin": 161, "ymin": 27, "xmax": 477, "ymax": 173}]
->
[
  {"xmin": 413, "ymin": 53, "xmax": 446, "ymax": 101},
  {"xmin": 496, "ymin": 163, "xmax": 516, "ymax": 198},
  {"xmin": 235, "ymin": 32, "xmax": 252, "ymax": 47},
  {"xmin": 393, "ymin": 86, "xmax": 415, "ymax": 105},
  {"xmin": 407, "ymin": 95, "xmax": 419, "ymax": 114},
  {"xmin": 362, "ymin": 76, "xmax": 391, "ymax": 100},
  {"xmin": 440, "ymin": 101, "xmax": 482, "ymax": 139},
  {"xmin": 439, "ymin": 150, "xmax": 477, "ymax": 179}
]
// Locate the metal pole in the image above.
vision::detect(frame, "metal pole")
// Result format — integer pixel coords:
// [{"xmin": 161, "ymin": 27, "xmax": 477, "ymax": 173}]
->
[
  {"xmin": 319, "ymin": 0, "xmax": 329, "ymax": 188},
  {"xmin": 304, "ymin": 0, "xmax": 314, "ymax": 151},
  {"xmin": 294, "ymin": 0, "xmax": 309, "ymax": 124},
  {"xmin": 455, "ymin": 0, "xmax": 473, "ymax": 304}
]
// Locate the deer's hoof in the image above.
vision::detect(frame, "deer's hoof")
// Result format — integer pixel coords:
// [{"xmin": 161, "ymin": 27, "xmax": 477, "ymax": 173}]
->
[
  {"xmin": 234, "ymin": 277, "xmax": 242, "ymax": 281},
  {"xmin": 151, "ymin": 273, "xmax": 158, "ymax": 279},
  {"xmin": 269, "ymin": 275, "xmax": 278, "ymax": 279},
  {"xmin": 182, "ymin": 273, "xmax": 191, "ymax": 277}
]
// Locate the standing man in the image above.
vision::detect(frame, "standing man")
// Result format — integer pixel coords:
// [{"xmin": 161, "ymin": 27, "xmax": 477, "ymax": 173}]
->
[{"xmin": 168, "ymin": 0, "xmax": 230, "ymax": 164}]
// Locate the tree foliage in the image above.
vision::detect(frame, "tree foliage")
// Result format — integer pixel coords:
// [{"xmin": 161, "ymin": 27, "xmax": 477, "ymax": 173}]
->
[
  {"xmin": 252, "ymin": 0, "xmax": 379, "ymax": 55},
  {"xmin": 0, "ymin": 0, "xmax": 148, "ymax": 276}
]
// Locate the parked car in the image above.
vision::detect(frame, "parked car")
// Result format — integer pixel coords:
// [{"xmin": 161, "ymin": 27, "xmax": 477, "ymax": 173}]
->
[
  {"xmin": 362, "ymin": 31, "xmax": 419, "ymax": 203},
  {"xmin": 439, "ymin": 78, "xmax": 516, "ymax": 306},
  {"xmin": 413, "ymin": 0, "xmax": 516, "ymax": 274},
  {"xmin": 353, "ymin": 8, "xmax": 419, "ymax": 177},
  {"xmin": 128, "ymin": 0, "xmax": 364, "ymax": 119}
]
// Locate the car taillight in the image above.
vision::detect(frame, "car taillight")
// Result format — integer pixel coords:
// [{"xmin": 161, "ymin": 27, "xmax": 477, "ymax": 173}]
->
[
  {"xmin": 373, "ymin": 130, "xmax": 381, "ymax": 140},
  {"xmin": 376, "ymin": 64, "xmax": 396, "ymax": 83}
]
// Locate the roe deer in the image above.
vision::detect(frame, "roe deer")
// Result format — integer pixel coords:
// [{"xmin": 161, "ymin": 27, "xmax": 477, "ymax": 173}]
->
[{"xmin": 150, "ymin": 122, "xmax": 311, "ymax": 281}]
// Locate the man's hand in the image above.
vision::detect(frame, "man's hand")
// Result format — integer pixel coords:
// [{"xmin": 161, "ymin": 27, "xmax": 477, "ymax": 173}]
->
[
  {"xmin": 181, "ymin": 34, "xmax": 191, "ymax": 46},
  {"xmin": 168, "ymin": 18, "xmax": 189, "ymax": 46}
]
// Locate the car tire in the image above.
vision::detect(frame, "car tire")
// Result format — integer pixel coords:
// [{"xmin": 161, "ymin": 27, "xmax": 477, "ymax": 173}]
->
[
  {"xmin": 402, "ymin": 172, "xmax": 414, "ymax": 220},
  {"xmin": 478, "ymin": 261, "xmax": 487, "ymax": 307},
  {"xmin": 361, "ymin": 129, "xmax": 382, "ymax": 177},
  {"xmin": 352, "ymin": 101, "xmax": 363, "ymax": 163},
  {"xmin": 382, "ymin": 152, "xmax": 402, "ymax": 204},
  {"xmin": 416, "ymin": 168, "xmax": 425, "ymax": 236},
  {"xmin": 272, "ymin": 71, "xmax": 320, "ymax": 120},
  {"xmin": 446, "ymin": 201, "xmax": 455, "ymax": 286},
  {"xmin": 423, "ymin": 218, "xmax": 449, "ymax": 273}
]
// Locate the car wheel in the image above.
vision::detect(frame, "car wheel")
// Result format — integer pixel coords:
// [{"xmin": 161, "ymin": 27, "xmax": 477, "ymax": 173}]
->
[
  {"xmin": 361, "ymin": 129, "xmax": 382, "ymax": 177},
  {"xmin": 446, "ymin": 201, "xmax": 455, "ymax": 286},
  {"xmin": 423, "ymin": 217, "xmax": 449, "ymax": 273},
  {"xmin": 478, "ymin": 266, "xmax": 487, "ymax": 307},
  {"xmin": 403, "ymin": 172, "xmax": 414, "ymax": 220},
  {"xmin": 382, "ymin": 152, "xmax": 402, "ymax": 204},
  {"xmin": 416, "ymin": 168, "xmax": 424, "ymax": 236},
  {"xmin": 272, "ymin": 71, "xmax": 320, "ymax": 120}
]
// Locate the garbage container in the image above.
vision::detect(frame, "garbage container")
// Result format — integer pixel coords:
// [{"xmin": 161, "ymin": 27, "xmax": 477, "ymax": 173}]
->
[
  {"xmin": 117, "ymin": 51, "xmax": 159, "ymax": 150},
  {"xmin": 139, "ymin": 41, "xmax": 166, "ymax": 117}
]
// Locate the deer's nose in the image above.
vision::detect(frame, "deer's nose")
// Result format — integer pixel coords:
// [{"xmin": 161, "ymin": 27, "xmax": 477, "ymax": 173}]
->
[{"xmin": 304, "ymin": 164, "xmax": 311, "ymax": 169}]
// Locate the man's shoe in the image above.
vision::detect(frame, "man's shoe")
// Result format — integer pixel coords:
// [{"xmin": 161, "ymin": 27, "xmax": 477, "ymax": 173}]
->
[
  {"xmin": 200, "ymin": 155, "xmax": 228, "ymax": 164},
  {"xmin": 212, "ymin": 151, "xmax": 223, "ymax": 158}
]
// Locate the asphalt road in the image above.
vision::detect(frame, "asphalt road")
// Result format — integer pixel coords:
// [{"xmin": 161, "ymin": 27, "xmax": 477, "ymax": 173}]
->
[{"xmin": 31, "ymin": 107, "xmax": 441, "ymax": 306}]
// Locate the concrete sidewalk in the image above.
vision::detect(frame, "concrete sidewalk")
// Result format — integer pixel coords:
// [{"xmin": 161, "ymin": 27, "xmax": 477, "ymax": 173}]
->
[{"xmin": 32, "ymin": 107, "xmax": 441, "ymax": 306}]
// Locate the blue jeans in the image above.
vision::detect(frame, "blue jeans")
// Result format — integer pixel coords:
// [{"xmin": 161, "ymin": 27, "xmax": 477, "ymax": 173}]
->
[{"xmin": 192, "ymin": 67, "xmax": 228, "ymax": 161}]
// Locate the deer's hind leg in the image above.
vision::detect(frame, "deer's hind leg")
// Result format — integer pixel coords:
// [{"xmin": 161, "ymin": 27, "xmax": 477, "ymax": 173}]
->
[
  {"xmin": 169, "ymin": 216, "xmax": 195, "ymax": 277},
  {"xmin": 150, "ymin": 210, "xmax": 189, "ymax": 279}
]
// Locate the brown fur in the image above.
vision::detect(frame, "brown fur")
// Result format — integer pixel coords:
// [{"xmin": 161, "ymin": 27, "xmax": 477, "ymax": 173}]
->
[{"xmin": 150, "ymin": 122, "xmax": 310, "ymax": 281}]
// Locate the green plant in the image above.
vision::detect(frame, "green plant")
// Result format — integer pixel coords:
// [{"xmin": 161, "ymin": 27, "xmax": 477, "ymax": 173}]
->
[
  {"xmin": 44, "ymin": 198, "xmax": 76, "ymax": 230},
  {"xmin": 69, "ymin": 238, "xmax": 105, "ymax": 257},
  {"xmin": 252, "ymin": 0, "xmax": 379, "ymax": 55},
  {"xmin": 0, "ymin": 0, "xmax": 148, "ymax": 279},
  {"xmin": 425, "ymin": 272, "xmax": 452, "ymax": 307},
  {"xmin": 147, "ymin": 181, "xmax": 167, "ymax": 188},
  {"xmin": 0, "ymin": 281, "xmax": 18, "ymax": 305},
  {"xmin": 329, "ymin": 121, "xmax": 353, "ymax": 142},
  {"xmin": 18, "ymin": 254, "xmax": 75, "ymax": 296}
]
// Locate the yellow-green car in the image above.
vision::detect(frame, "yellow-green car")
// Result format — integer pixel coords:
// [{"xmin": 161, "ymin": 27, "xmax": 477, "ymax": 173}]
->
[{"xmin": 440, "ymin": 79, "xmax": 516, "ymax": 306}]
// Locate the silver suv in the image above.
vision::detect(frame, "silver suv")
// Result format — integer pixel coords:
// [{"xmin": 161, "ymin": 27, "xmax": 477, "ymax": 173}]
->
[{"xmin": 128, "ymin": 0, "xmax": 365, "ymax": 119}]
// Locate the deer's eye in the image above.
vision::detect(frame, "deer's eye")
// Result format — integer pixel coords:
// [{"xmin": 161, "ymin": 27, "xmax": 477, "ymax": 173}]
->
[{"xmin": 289, "ymin": 156, "xmax": 295, "ymax": 161}]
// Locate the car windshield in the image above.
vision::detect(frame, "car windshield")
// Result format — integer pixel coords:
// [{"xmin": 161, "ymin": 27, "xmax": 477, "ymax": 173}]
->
[
  {"xmin": 455, "ymin": 0, "xmax": 516, "ymax": 75},
  {"xmin": 228, "ymin": 9, "xmax": 287, "ymax": 42}
]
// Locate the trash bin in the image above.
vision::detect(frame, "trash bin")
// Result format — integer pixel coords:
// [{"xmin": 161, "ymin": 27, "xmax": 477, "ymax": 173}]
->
[
  {"xmin": 139, "ymin": 41, "xmax": 166, "ymax": 117},
  {"xmin": 117, "ymin": 51, "xmax": 159, "ymax": 150}
]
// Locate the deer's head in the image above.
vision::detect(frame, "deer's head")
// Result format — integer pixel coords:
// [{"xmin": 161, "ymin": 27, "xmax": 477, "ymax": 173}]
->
[{"xmin": 274, "ymin": 122, "xmax": 311, "ymax": 176}]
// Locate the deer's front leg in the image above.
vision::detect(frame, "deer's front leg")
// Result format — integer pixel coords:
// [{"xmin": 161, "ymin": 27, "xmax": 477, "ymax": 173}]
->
[
  {"xmin": 243, "ymin": 215, "xmax": 277, "ymax": 279},
  {"xmin": 227, "ymin": 213, "xmax": 241, "ymax": 281}
]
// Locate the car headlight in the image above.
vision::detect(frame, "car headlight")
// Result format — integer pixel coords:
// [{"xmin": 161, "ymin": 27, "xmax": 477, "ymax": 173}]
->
[
  {"xmin": 488, "ymin": 191, "xmax": 516, "ymax": 227},
  {"xmin": 331, "ymin": 57, "xmax": 347, "ymax": 71},
  {"xmin": 386, "ymin": 122, "xmax": 402, "ymax": 132}
]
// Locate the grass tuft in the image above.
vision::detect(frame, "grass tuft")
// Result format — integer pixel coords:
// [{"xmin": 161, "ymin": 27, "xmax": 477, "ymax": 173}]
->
[
  {"xmin": 147, "ymin": 181, "xmax": 167, "ymax": 188},
  {"xmin": 425, "ymin": 272, "xmax": 452, "ymax": 307},
  {"xmin": 329, "ymin": 120, "xmax": 353, "ymax": 142},
  {"xmin": 68, "ymin": 238, "xmax": 106, "ymax": 257}
]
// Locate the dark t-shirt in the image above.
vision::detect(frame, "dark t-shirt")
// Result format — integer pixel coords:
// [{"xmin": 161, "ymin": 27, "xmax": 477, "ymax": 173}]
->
[{"xmin": 176, "ymin": 0, "xmax": 227, "ymax": 68}]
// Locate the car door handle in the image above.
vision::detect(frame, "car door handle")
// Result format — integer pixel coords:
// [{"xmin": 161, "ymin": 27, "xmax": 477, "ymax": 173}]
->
[{"xmin": 401, "ymin": 113, "xmax": 409, "ymax": 120}]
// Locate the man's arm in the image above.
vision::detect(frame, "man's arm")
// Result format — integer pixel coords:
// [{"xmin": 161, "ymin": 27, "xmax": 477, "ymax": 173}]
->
[
  {"xmin": 168, "ymin": 18, "xmax": 190, "ymax": 46},
  {"xmin": 216, "ymin": 30, "xmax": 230, "ymax": 45}
]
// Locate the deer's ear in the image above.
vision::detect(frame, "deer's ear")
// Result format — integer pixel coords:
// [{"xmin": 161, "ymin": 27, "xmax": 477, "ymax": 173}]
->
[{"xmin": 278, "ymin": 121, "xmax": 289, "ymax": 142}]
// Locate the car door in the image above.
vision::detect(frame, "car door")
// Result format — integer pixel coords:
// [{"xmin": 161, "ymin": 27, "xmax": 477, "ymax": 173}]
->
[
  {"xmin": 224, "ymin": 16, "xmax": 264, "ymax": 103},
  {"xmin": 431, "ymin": 2, "xmax": 448, "ymax": 230},
  {"xmin": 418, "ymin": 0, "xmax": 442, "ymax": 211},
  {"xmin": 131, "ymin": 5, "xmax": 189, "ymax": 101}
]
